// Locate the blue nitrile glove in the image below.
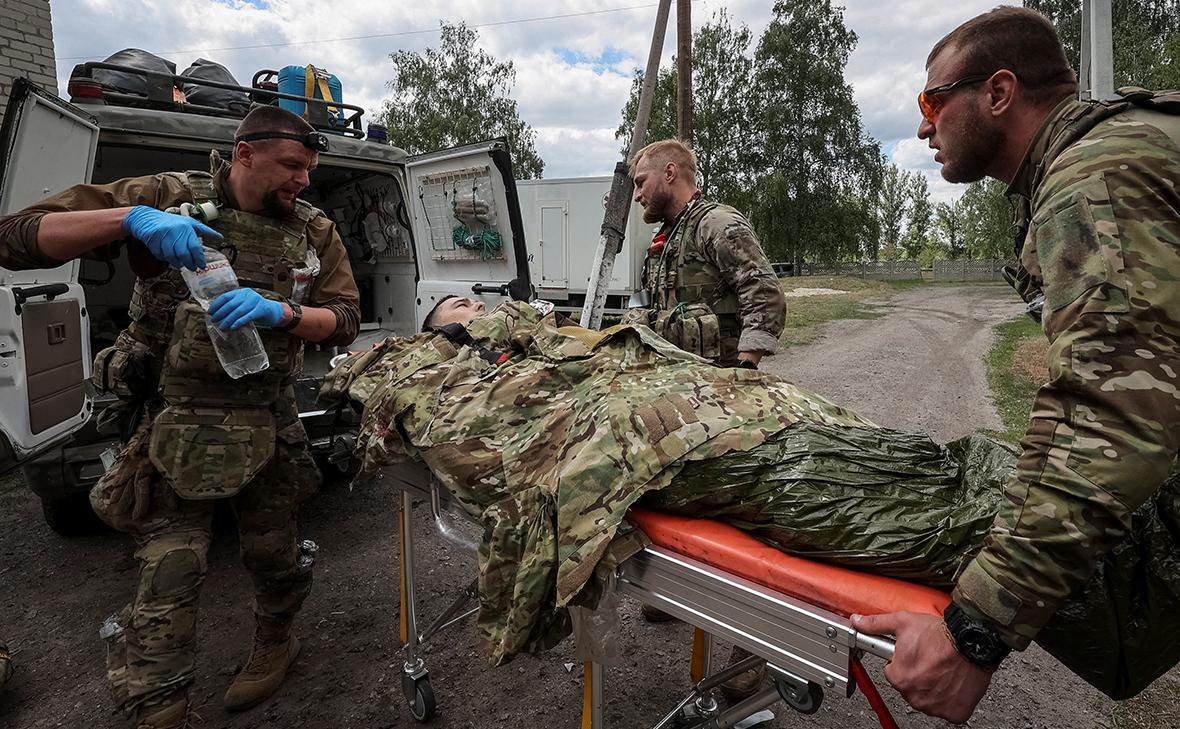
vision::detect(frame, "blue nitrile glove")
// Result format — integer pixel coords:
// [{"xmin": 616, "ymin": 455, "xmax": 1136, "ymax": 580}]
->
[
  {"xmin": 208, "ymin": 288, "xmax": 285, "ymax": 330},
  {"xmin": 122, "ymin": 205, "xmax": 222, "ymax": 270}
]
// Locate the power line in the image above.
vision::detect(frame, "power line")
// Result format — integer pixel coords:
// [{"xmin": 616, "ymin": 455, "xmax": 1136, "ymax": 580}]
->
[{"xmin": 58, "ymin": 3, "xmax": 684, "ymax": 62}]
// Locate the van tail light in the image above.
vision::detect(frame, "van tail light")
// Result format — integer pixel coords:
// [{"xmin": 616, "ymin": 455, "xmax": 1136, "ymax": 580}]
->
[{"xmin": 68, "ymin": 79, "xmax": 105, "ymax": 103}]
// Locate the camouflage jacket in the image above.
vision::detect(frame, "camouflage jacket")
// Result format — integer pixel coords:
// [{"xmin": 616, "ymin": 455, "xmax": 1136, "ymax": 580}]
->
[
  {"xmin": 328, "ymin": 301, "xmax": 869, "ymax": 663},
  {"xmin": 955, "ymin": 98, "xmax": 1180, "ymax": 649},
  {"xmin": 640, "ymin": 200, "xmax": 786, "ymax": 359}
]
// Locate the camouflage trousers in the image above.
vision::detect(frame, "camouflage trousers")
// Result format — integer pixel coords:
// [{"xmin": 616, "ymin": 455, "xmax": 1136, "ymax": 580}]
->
[{"xmin": 92, "ymin": 419, "xmax": 320, "ymax": 716}]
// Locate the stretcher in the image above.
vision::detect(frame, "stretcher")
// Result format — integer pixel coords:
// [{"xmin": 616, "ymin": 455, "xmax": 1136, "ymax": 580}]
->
[{"xmin": 388, "ymin": 462, "xmax": 951, "ymax": 728}]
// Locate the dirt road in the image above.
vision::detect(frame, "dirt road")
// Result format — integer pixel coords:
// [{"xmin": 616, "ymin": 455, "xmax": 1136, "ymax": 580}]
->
[{"xmin": 1, "ymin": 283, "xmax": 1175, "ymax": 728}]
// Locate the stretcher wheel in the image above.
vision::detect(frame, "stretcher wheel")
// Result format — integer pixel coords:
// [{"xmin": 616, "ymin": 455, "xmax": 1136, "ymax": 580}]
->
[
  {"xmin": 401, "ymin": 672, "xmax": 437, "ymax": 722},
  {"xmin": 774, "ymin": 677, "xmax": 823, "ymax": 715}
]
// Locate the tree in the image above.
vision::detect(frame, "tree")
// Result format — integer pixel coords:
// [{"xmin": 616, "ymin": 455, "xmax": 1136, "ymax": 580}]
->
[
  {"xmin": 959, "ymin": 179, "xmax": 1013, "ymax": 259},
  {"xmin": 1025, "ymin": 0, "xmax": 1180, "ymax": 90},
  {"xmin": 614, "ymin": 2, "xmax": 883, "ymax": 264},
  {"xmin": 616, "ymin": 10, "xmax": 756, "ymax": 206},
  {"xmin": 875, "ymin": 163, "xmax": 912, "ymax": 261},
  {"xmin": 902, "ymin": 174, "xmax": 933, "ymax": 260},
  {"xmin": 616, "ymin": 67, "xmax": 677, "ymax": 153},
  {"xmin": 936, "ymin": 200, "xmax": 966, "ymax": 259},
  {"xmin": 380, "ymin": 22, "xmax": 544, "ymax": 178},
  {"xmin": 748, "ymin": 0, "xmax": 883, "ymax": 263}
]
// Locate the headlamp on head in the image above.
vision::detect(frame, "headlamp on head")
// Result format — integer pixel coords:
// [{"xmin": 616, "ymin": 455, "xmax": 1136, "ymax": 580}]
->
[{"xmin": 235, "ymin": 130, "xmax": 330, "ymax": 153}]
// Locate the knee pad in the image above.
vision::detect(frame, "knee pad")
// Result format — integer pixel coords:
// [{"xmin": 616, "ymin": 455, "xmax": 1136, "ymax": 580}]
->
[{"xmin": 140, "ymin": 545, "xmax": 207, "ymax": 599}]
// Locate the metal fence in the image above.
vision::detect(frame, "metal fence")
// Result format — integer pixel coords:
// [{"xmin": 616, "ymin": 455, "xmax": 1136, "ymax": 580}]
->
[
  {"xmin": 931, "ymin": 259, "xmax": 1015, "ymax": 282},
  {"xmin": 791, "ymin": 260, "xmax": 923, "ymax": 281},
  {"xmin": 785, "ymin": 259, "xmax": 1015, "ymax": 282}
]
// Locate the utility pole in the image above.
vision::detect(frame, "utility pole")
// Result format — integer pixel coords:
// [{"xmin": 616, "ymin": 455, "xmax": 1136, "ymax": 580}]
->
[
  {"xmin": 1080, "ymin": 0, "xmax": 1114, "ymax": 100},
  {"xmin": 676, "ymin": 0, "xmax": 693, "ymax": 144},
  {"xmin": 579, "ymin": 0, "xmax": 672, "ymax": 329}
]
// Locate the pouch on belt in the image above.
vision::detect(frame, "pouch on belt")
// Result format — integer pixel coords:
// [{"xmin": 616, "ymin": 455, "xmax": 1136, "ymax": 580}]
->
[{"xmin": 148, "ymin": 406, "xmax": 276, "ymax": 499}]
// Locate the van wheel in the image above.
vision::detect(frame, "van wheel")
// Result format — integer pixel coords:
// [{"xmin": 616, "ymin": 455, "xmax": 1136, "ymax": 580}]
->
[{"xmin": 40, "ymin": 494, "xmax": 106, "ymax": 537}]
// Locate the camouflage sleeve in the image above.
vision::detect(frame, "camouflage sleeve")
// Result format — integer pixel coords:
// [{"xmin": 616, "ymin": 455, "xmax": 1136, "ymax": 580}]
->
[
  {"xmin": 953, "ymin": 117, "xmax": 1180, "ymax": 650},
  {"xmin": 305, "ymin": 214, "xmax": 361, "ymax": 347},
  {"xmin": 0, "ymin": 174, "xmax": 189, "ymax": 270},
  {"xmin": 700, "ymin": 210, "xmax": 786, "ymax": 354}
]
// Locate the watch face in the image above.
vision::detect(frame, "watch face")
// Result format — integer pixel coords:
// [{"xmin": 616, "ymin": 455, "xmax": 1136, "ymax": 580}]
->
[{"xmin": 961, "ymin": 627, "xmax": 999, "ymax": 662}]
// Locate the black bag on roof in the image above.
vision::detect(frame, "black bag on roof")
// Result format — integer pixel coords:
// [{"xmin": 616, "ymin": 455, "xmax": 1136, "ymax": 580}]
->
[
  {"xmin": 181, "ymin": 59, "xmax": 251, "ymax": 114},
  {"xmin": 92, "ymin": 48, "xmax": 176, "ymax": 96}
]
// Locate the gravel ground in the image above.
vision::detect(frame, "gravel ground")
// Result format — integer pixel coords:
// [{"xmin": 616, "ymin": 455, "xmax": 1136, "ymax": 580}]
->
[{"xmin": 1, "ymin": 283, "xmax": 1175, "ymax": 728}]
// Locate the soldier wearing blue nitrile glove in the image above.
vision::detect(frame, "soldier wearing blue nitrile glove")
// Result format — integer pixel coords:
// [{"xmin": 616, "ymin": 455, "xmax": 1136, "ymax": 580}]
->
[
  {"xmin": 122, "ymin": 204, "xmax": 222, "ymax": 270},
  {"xmin": 0, "ymin": 106, "xmax": 362, "ymax": 729},
  {"xmin": 209, "ymin": 288, "xmax": 285, "ymax": 330}
]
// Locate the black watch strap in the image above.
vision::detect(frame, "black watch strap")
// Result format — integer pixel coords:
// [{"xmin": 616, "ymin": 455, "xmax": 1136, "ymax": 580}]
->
[
  {"xmin": 278, "ymin": 301, "xmax": 303, "ymax": 332},
  {"xmin": 943, "ymin": 602, "xmax": 1011, "ymax": 669}
]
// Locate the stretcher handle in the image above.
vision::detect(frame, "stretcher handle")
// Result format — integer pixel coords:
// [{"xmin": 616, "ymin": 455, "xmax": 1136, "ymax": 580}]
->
[{"xmin": 853, "ymin": 631, "xmax": 896, "ymax": 662}]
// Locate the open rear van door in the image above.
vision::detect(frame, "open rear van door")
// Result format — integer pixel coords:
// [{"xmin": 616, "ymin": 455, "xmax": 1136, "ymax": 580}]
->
[
  {"xmin": 0, "ymin": 79, "xmax": 99, "ymax": 473},
  {"xmin": 405, "ymin": 138, "xmax": 532, "ymax": 324}
]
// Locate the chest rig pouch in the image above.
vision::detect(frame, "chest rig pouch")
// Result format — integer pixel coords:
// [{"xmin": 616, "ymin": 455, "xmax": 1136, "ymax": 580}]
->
[
  {"xmin": 149, "ymin": 171, "xmax": 317, "ymax": 499},
  {"xmin": 645, "ymin": 201, "xmax": 740, "ymax": 360}
]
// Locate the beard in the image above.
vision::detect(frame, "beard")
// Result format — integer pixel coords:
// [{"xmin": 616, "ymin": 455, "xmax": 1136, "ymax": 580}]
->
[
  {"xmin": 642, "ymin": 187, "xmax": 674, "ymax": 224},
  {"xmin": 941, "ymin": 103, "xmax": 1006, "ymax": 184},
  {"xmin": 261, "ymin": 189, "xmax": 296, "ymax": 218}
]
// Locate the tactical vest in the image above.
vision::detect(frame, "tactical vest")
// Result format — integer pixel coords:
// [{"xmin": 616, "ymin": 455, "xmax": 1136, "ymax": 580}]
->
[
  {"xmin": 641, "ymin": 200, "xmax": 742, "ymax": 363},
  {"xmin": 99, "ymin": 169, "xmax": 317, "ymax": 500},
  {"xmin": 1008, "ymin": 88, "xmax": 1180, "ymax": 309}
]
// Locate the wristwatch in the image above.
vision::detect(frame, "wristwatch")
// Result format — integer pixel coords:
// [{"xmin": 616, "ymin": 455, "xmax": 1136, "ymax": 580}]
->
[
  {"xmin": 943, "ymin": 602, "xmax": 1011, "ymax": 668},
  {"xmin": 278, "ymin": 301, "xmax": 303, "ymax": 332}
]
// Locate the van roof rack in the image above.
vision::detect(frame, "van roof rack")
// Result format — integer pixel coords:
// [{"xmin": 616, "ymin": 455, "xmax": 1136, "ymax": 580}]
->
[{"xmin": 68, "ymin": 61, "xmax": 367, "ymax": 139}]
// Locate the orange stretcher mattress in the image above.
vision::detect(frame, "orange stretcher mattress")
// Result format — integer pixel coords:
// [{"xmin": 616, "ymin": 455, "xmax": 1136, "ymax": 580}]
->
[{"xmin": 627, "ymin": 508, "xmax": 951, "ymax": 618}]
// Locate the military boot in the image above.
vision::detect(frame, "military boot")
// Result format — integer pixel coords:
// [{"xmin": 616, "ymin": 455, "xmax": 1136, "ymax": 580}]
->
[
  {"xmin": 719, "ymin": 645, "xmax": 766, "ymax": 702},
  {"xmin": 132, "ymin": 692, "xmax": 191, "ymax": 729},
  {"xmin": 223, "ymin": 617, "xmax": 301, "ymax": 711}
]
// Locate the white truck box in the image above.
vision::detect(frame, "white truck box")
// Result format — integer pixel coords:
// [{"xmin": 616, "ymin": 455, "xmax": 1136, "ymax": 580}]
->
[{"xmin": 516, "ymin": 176, "xmax": 655, "ymax": 313}]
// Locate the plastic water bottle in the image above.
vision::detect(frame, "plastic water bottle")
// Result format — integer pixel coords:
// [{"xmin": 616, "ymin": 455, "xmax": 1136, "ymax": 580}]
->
[{"xmin": 180, "ymin": 248, "xmax": 269, "ymax": 379}]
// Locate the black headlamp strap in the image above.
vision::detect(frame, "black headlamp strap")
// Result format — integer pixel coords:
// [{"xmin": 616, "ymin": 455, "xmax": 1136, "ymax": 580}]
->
[{"xmin": 235, "ymin": 131, "xmax": 329, "ymax": 152}]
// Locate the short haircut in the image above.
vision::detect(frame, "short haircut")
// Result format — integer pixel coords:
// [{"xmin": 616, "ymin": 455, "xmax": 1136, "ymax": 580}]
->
[
  {"xmin": 234, "ymin": 105, "xmax": 314, "ymax": 147},
  {"xmin": 629, "ymin": 139, "xmax": 698, "ymax": 182},
  {"xmin": 927, "ymin": 6, "xmax": 1077, "ymax": 107},
  {"xmin": 421, "ymin": 295, "xmax": 459, "ymax": 331}
]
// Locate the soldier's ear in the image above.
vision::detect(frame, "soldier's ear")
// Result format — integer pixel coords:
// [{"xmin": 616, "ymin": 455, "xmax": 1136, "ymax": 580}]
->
[
  {"xmin": 988, "ymin": 69, "xmax": 1019, "ymax": 118},
  {"xmin": 665, "ymin": 162, "xmax": 677, "ymax": 183},
  {"xmin": 234, "ymin": 140, "xmax": 255, "ymax": 168}
]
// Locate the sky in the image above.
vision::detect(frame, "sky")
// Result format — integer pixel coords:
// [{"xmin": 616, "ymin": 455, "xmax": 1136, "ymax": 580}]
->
[{"xmin": 48, "ymin": 0, "xmax": 1001, "ymax": 204}]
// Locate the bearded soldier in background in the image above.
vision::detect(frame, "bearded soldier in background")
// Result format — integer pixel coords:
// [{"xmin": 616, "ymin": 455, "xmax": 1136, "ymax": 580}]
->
[{"xmin": 624, "ymin": 139, "xmax": 786, "ymax": 370}]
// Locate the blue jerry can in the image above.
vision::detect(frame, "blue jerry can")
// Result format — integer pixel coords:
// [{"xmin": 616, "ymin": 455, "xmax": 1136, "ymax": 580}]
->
[{"xmin": 277, "ymin": 65, "xmax": 345, "ymax": 132}]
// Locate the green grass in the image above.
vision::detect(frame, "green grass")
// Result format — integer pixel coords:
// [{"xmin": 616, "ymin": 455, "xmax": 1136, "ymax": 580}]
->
[
  {"xmin": 779, "ymin": 276, "xmax": 913, "ymax": 347},
  {"xmin": 983, "ymin": 314, "xmax": 1043, "ymax": 442}
]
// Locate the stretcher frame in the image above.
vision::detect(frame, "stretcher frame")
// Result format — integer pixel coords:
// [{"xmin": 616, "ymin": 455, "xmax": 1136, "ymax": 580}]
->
[{"xmin": 388, "ymin": 462, "xmax": 907, "ymax": 728}]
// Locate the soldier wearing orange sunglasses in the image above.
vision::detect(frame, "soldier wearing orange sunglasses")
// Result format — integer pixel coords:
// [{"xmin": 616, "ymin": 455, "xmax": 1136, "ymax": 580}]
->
[{"xmin": 857, "ymin": 4, "xmax": 1180, "ymax": 726}]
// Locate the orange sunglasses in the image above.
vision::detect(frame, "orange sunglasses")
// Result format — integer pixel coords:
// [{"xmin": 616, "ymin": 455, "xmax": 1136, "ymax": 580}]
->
[{"xmin": 917, "ymin": 73, "xmax": 992, "ymax": 124}]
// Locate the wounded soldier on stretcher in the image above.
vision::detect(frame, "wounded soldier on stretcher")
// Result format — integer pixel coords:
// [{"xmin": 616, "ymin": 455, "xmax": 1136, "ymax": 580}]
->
[{"xmin": 319, "ymin": 298, "xmax": 1180, "ymax": 701}]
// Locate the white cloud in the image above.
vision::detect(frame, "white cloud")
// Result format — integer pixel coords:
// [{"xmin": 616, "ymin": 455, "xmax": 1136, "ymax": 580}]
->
[
  {"xmin": 47, "ymin": 0, "xmax": 1005, "ymax": 196},
  {"xmin": 535, "ymin": 127, "xmax": 623, "ymax": 180},
  {"xmin": 891, "ymin": 137, "xmax": 965, "ymax": 205}
]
